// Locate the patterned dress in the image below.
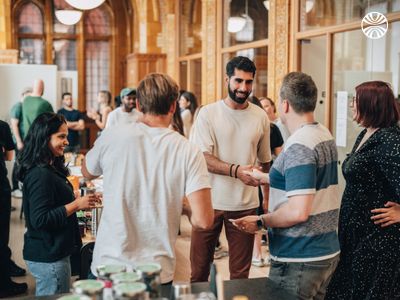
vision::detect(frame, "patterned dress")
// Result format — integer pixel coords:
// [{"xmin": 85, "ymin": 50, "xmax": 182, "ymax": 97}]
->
[{"xmin": 326, "ymin": 126, "xmax": 400, "ymax": 300}]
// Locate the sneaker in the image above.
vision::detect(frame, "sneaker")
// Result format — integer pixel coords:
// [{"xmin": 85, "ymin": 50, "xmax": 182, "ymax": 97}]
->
[
  {"xmin": 251, "ymin": 257, "xmax": 265, "ymax": 267},
  {"xmin": 9, "ymin": 261, "xmax": 26, "ymax": 277},
  {"xmin": 214, "ymin": 249, "xmax": 228, "ymax": 260},
  {"xmin": 0, "ymin": 281, "xmax": 28, "ymax": 298},
  {"xmin": 11, "ymin": 189, "xmax": 23, "ymax": 198}
]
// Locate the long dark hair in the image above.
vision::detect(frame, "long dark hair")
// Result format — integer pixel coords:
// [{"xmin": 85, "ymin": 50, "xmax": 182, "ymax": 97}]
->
[
  {"xmin": 16, "ymin": 112, "xmax": 69, "ymax": 181},
  {"xmin": 181, "ymin": 91, "xmax": 198, "ymax": 117},
  {"xmin": 171, "ymin": 101, "xmax": 184, "ymax": 136}
]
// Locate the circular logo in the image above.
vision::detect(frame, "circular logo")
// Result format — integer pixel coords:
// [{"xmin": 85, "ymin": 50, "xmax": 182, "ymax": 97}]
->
[{"xmin": 361, "ymin": 12, "xmax": 388, "ymax": 39}]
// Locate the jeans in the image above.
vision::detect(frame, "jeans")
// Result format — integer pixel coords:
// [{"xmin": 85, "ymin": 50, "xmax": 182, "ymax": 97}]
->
[
  {"xmin": 26, "ymin": 256, "xmax": 71, "ymax": 296},
  {"xmin": 268, "ymin": 255, "xmax": 340, "ymax": 300}
]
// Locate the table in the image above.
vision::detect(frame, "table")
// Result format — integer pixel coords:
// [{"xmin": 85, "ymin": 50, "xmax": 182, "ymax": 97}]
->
[{"xmin": 18, "ymin": 277, "xmax": 296, "ymax": 300}]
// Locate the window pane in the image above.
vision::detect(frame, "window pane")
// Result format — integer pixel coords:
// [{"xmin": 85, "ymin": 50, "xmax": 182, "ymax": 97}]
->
[
  {"xmin": 86, "ymin": 41, "xmax": 110, "ymax": 111},
  {"xmin": 54, "ymin": 40, "xmax": 77, "ymax": 70},
  {"xmin": 53, "ymin": 0, "xmax": 77, "ymax": 34},
  {"xmin": 221, "ymin": 47, "xmax": 268, "ymax": 99},
  {"xmin": 19, "ymin": 39, "xmax": 44, "ymax": 64},
  {"xmin": 222, "ymin": 0, "xmax": 268, "ymax": 48},
  {"xmin": 179, "ymin": 0, "xmax": 202, "ymax": 56},
  {"xmin": 331, "ymin": 22, "xmax": 400, "ymax": 196},
  {"xmin": 301, "ymin": 0, "xmax": 400, "ymax": 31},
  {"xmin": 18, "ymin": 3, "xmax": 44, "ymax": 34},
  {"xmin": 190, "ymin": 59, "xmax": 202, "ymax": 104},
  {"xmin": 84, "ymin": 7, "xmax": 111, "ymax": 36},
  {"xmin": 301, "ymin": 36, "xmax": 327, "ymax": 125}
]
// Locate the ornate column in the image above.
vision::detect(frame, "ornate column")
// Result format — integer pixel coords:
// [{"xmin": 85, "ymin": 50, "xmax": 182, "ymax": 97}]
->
[
  {"xmin": 201, "ymin": 0, "xmax": 217, "ymax": 104},
  {"xmin": 268, "ymin": 0, "xmax": 290, "ymax": 101},
  {"xmin": 0, "ymin": 1, "xmax": 12, "ymax": 49}
]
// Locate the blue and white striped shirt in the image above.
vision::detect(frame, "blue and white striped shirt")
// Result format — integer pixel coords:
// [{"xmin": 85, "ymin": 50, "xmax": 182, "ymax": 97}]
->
[{"xmin": 268, "ymin": 123, "xmax": 340, "ymax": 262}]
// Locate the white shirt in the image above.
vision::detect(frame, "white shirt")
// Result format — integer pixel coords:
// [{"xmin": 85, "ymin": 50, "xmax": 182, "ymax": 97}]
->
[
  {"xmin": 190, "ymin": 100, "xmax": 271, "ymax": 211},
  {"xmin": 85, "ymin": 122, "xmax": 211, "ymax": 283},
  {"xmin": 275, "ymin": 118, "xmax": 290, "ymax": 142},
  {"xmin": 105, "ymin": 107, "xmax": 142, "ymax": 128}
]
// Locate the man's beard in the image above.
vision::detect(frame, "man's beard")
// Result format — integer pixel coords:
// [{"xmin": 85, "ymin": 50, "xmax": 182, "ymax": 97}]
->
[
  {"xmin": 123, "ymin": 103, "xmax": 134, "ymax": 112},
  {"xmin": 228, "ymin": 86, "xmax": 250, "ymax": 104}
]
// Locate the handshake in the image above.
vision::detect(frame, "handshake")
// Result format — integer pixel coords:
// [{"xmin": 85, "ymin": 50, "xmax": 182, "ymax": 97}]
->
[{"xmin": 243, "ymin": 168, "xmax": 269, "ymax": 184}]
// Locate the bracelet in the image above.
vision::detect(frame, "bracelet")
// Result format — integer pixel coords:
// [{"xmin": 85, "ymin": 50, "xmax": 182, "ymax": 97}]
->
[
  {"xmin": 229, "ymin": 164, "xmax": 235, "ymax": 177},
  {"xmin": 234, "ymin": 165, "xmax": 240, "ymax": 178}
]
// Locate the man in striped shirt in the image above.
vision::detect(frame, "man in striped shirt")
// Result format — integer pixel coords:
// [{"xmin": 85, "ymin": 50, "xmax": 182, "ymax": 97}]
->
[{"xmin": 232, "ymin": 72, "xmax": 340, "ymax": 299}]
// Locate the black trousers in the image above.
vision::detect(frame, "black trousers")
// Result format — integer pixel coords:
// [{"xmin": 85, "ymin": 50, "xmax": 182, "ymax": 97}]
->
[
  {"xmin": 11, "ymin": 147, "xmax": 19, "ymax": 191},
  {"xmin": 0, "ymin": 192, "xmax": 12, "ymax": 287}
]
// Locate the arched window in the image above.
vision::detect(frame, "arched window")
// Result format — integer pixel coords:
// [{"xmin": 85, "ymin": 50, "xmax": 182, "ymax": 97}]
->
[
  {"xmin": 12, "ymin": 0, "xmax": 129, "ymax": 113},
  {"xmin": 17, "ymin": 2, "xmax": 44, "ymax": 64},
  {"xmin": 84, "ymin": 6, "xmax": 112, "ymax": 110}
]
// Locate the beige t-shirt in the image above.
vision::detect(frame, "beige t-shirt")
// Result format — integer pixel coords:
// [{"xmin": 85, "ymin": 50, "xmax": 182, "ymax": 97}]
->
[{"xmin": 191, "ymin": 100, "xmax": 271, "ymax": 211}]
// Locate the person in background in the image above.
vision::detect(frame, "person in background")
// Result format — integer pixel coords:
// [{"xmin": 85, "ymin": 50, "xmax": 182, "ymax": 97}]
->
[
  {"xmin": 170, "ymin": 99, "xmax": 185, "ymax": 136},
  {"xmin": 248, "ymin": 96, "xmax": 283, "ymax": 268},
  {"xmin": 105, "ymin": 88, "xmax": 142, "ymax": 128},
  {"xmin": 87, "ymin": 90, "xmax": 112, "ymax": 131},
  {"xmin": 10, "ymin": 86, "xmax": 32, "ymax": 198},
  {"xmin": 179, "ymin": 91, "xmax": 198, "ymax": 138},
  {"xmin": 326, "ymin": 81, "xmax": 400, "ymax": 299},
  {"xmin": 260, "ymin": 97, "xmax": 290, "ymax": 142},
  {"xmin": 190, "ymin": 56, "xmax": 271, "ymax": 282},
  {"xmin": 22, "ymin": 79, "xmax": 53, "ymax": 137},
  {"xmin": 57, "ymin": 93, "xmax": 85, "ymax": 153},
  {"xmin": 82, "ymin": 73, "xmax": 213, "ymax": 284},
  {"xmin": 0, "ymin": 120, "xmax": 28, "ymax": 298},
  {"xmin": 233, "ymin": 72, "xmax": 340, "ymax": 299},
  {"xmin": 16, "ymin": 113, "xmax": 98, "ymax": 296}
]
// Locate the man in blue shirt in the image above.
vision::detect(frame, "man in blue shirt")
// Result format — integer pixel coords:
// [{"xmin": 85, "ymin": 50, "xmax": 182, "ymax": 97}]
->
[{"xmin": 57, "ymin": 93, "xmax": 85, "ymax": 153}]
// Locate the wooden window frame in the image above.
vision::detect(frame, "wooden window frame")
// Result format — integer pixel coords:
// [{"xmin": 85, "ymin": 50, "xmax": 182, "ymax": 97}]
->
[
  {"xmin": 216, "ymin": 0, "xmax": 268, "ymax": 100},
  {"xmin": 290, "ymin": 0, "xmax": 400, "ymax": 130},
  {"xmin": 176, "ymin": 0, "xmax": 202, "ymax": 100}
]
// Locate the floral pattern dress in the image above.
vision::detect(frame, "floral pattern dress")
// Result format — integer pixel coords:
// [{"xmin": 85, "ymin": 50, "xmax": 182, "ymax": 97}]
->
[{"xmin": 326, "ymin": 126, "xmax": 400, "ymax": 300}]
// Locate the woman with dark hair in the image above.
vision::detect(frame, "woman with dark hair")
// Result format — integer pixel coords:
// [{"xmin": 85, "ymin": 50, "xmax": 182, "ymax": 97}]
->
[
  {"xmin": 16, "ymin": 112, "xmax": 98, "ymax": 296},
  {"xmin": 326, "ymin": 81, "xmax": 400, "ymax": 299},
  {"xmin": 179, "ymin": 91, "xmax": 198, "ymax": 137}
]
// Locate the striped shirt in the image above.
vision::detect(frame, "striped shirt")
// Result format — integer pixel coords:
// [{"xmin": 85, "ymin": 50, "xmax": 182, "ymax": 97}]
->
[{"xmin": 268, "ymin": 123, "xmax": 340, "ymax": 262}]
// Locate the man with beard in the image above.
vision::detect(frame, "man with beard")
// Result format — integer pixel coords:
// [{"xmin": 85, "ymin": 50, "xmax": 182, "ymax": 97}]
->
[
  {"xmin": 105, "ymin": 88, "xmax": 142, "ymax": 128},
  {"xmin": 190, "ymin": 56, "xmax": 271, "ymax": 281}
]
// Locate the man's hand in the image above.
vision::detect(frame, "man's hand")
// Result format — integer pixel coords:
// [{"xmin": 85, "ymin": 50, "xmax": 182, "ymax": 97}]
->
[
  {"xmin": 229, "ymin": 215, "xmax": 259, "ymax": 234},
  {"xmin": 371, "ymin": 201, "xmax": 400, "ymax": 227},
  {"xmin": 237, "ymin": 165, "xmax": 263, "ymax": 187}
]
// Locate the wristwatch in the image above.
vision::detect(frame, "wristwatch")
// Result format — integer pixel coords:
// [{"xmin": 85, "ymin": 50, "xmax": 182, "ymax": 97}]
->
[{"xmin": 256, "ymin": 215, "xmax": 264, "ymax": 230}]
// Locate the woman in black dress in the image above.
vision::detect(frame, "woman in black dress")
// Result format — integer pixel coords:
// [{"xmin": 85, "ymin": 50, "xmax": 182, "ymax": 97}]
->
[{"xmin": 326, "ymin": 81, "xmax": 400, "ymax": 299}]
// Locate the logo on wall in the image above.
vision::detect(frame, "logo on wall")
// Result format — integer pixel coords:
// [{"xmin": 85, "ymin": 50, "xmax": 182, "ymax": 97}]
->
[{"xmin": 361, "ymin": 12, "xmax": 388, "ymax": 39}]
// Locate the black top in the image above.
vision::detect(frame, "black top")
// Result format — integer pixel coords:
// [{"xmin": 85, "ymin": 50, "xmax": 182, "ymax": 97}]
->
[
  {"xmin": 57, "ymin": 108, "xmax": 83, "ymax": 147},
  {"xmin": 0, "ymin": 120, "xmax": 14, "ymax": 194},
  {"xmin": 23, "ymin": 166, "xmax": 81, "ymax": 262},
  {"xmin": 326, "ymin": 126, "xmax": 400, "ymax": 299},
  {"xmin": 270, "ymin": 123, "xmax": 284, "ymax": 152}
]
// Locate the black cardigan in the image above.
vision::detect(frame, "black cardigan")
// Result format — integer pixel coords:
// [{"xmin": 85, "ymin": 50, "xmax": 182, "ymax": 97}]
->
[{"xmin": 22, "ymin": 166, "xmax": 82, "ymax": 262}]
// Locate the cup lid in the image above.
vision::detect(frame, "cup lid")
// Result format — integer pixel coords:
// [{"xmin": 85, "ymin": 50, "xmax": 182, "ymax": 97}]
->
[
  {"xmin": 113, "ymin": 282, "xmax": 147, "ymax": 297},
  {"xmin": 72, "ymin": 279, "xmax": 105, "ymax": 295},
  {"xmin": 111, "ymin": 271, "xmax": 142, "ymax": 284},
  {"xmin": 135, "ymin": 263, "xmax": 161, "ymax": 275},
  {"xmin": 96, "ymin": 265, "xmax": 127, "ymax": 278}
]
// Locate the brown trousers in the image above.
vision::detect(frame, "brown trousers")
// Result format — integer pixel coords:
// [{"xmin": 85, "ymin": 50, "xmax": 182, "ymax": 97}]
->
[{"xmin": 190, "ymin": 208, "xmax": 256, "ymax": 282}]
